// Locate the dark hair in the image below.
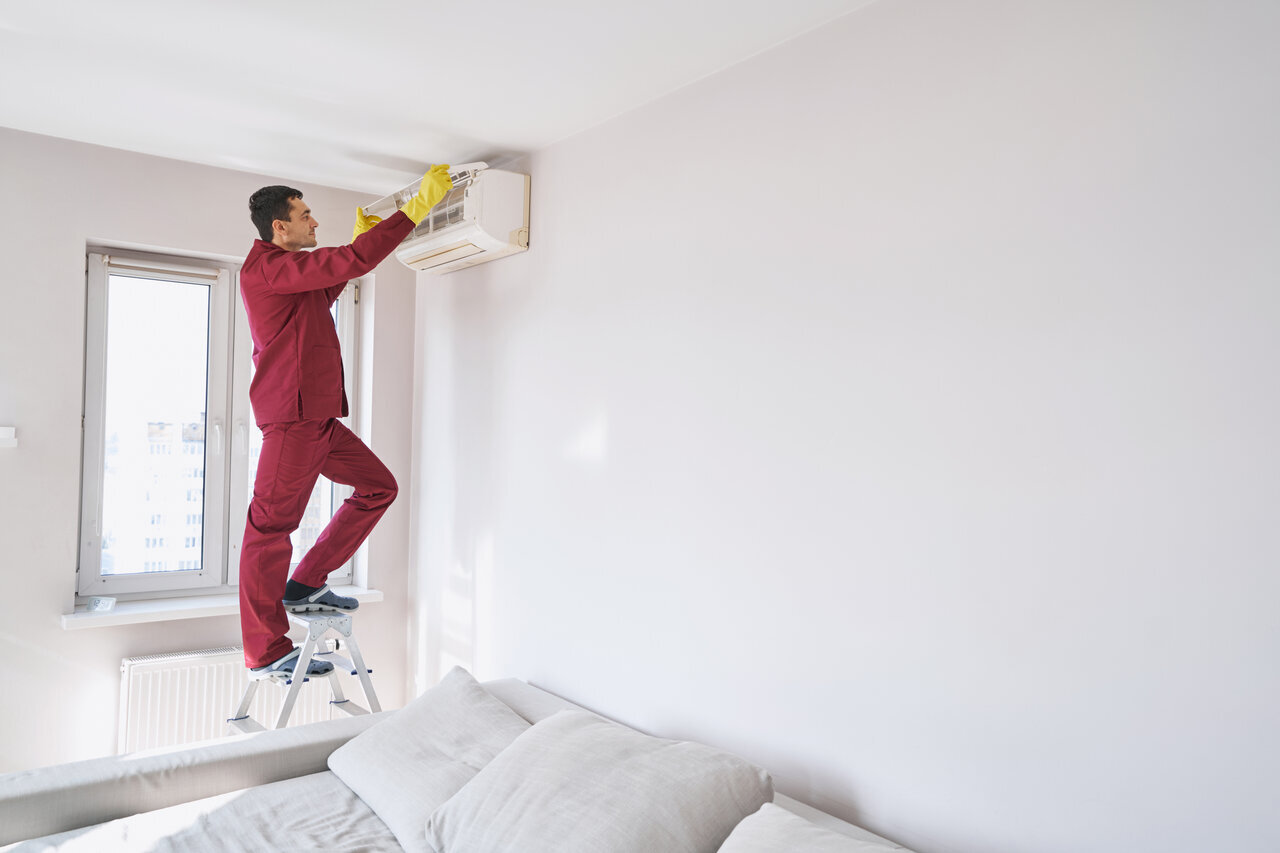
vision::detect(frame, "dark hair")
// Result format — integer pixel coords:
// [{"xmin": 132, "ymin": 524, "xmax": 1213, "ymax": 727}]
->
[{"xmin": 248, "ymin": 185, "xmax": 303, "ymax": 241}]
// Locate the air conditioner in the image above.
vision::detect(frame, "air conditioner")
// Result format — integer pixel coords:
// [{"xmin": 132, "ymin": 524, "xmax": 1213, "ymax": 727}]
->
[{"xmin": 362, "ymin": 162, "xmax": 530, "ymax": 275}]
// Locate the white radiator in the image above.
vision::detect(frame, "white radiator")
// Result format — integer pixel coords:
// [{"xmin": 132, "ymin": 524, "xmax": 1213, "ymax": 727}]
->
[{"xmin": 118, "ymin": 646, "xmax": 337, "ymax": 753}]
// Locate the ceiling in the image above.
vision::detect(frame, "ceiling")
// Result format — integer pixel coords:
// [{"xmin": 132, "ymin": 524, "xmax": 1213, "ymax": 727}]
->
[{"xmin": 0, "ymin": 0, "xmax": 876, "ymax": 194}]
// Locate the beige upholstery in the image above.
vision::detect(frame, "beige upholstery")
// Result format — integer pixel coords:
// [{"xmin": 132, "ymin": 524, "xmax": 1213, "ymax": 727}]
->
[
  {"xmin": 0, "ymin": 712, "xmax": 387, "ymax": 846},
  {"xmin": 2, "ymin": 771, "xmax": 399, "ymax": 853}
]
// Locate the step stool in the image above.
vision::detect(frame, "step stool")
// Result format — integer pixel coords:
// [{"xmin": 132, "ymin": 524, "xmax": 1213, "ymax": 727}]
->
[{"xmin": 227, "ymin": 610, "xmax": 380, "ymax": 734}]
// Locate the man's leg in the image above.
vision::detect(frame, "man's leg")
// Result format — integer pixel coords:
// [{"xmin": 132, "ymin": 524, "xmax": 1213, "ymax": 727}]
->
[
  {"xmin": 239, "ymin": 420, "xmax": 327, "ymax": 668},
  {"xmin": 289, "ymin": 419, "xmax": 398, "ymax": 589}
]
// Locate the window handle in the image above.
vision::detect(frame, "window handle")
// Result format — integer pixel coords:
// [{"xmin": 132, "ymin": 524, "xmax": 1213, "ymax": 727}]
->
[
  {"xmin": 209, "ymin": 420, "xmax": 223, "ymax": 457},
  {"xmin": 233, "ymin": 420, "xmax": 248, "ymax": 455}
]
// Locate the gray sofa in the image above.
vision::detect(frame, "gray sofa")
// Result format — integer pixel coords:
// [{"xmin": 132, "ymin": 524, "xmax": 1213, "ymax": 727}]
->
[{"xmin": 0, "ymin": 670, "xmax": 909, "ymax": 852}]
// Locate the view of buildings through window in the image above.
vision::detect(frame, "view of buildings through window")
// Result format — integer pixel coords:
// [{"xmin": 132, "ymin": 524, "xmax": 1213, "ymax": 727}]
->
[{"xmin": 101, "ymin": 419, "xmax": 206, "ymax": 575}]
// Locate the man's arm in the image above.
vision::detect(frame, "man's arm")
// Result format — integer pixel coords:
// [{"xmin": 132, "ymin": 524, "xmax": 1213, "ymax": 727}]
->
[
  {"xmin": 259, "ymin": 212, "xmax": 415, "ymax": 296},
  {"xmin": 320, "ymin": 206, "xmax": 390, "ymax": 304}
]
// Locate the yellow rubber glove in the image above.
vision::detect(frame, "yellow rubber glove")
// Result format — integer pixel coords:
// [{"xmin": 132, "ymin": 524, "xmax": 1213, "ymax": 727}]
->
[
  {"xmin": 399, "ymin": 164, "xmax": 454, "ymax": 225},
  {"xmin": 351, "ymin": 207, "xmax": 382, "ymax": 241}
]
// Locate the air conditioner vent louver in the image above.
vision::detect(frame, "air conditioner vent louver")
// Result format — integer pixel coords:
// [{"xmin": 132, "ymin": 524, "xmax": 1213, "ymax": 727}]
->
[
  {"xmin": 404, "ymin": 241, "xmax": 484, "ymax": 267},
  {"xmin": 363, "ymin": 163, "xmax": 529, "ymax": 275}
]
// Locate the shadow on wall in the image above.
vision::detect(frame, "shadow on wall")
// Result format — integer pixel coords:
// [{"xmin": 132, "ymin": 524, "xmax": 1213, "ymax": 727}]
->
[
  {"xmin": 435, "ymin": 541, "xmax": 481, "ymax": 675},
  {"xmin": 423, "ymin": 264, "xmax": 508, "ymax": 685},
  {"xmin": 422, "ymin": 153, "xmax": 537, "ymax": 687}
]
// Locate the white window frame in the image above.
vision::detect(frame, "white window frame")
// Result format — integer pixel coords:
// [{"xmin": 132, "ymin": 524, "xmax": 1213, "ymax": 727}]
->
[{"xmin": 79, "ymin": 248, "xmax": 363, "ymax": 601}]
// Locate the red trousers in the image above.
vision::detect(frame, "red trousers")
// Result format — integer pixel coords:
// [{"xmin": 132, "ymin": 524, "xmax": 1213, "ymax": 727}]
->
[{"xmin": 239, "ymin": 418, "xmax": 397, "ymax": 667}]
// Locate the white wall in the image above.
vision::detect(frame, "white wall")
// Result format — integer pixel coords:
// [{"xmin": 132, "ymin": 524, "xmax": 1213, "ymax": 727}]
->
[
  {"xmin": 409, "ymin": 1, "xmax": 1280, "ymax": 851},
  {"xmin": 0, "ymin": 127, "xmax": 417, "ymax": 773}
]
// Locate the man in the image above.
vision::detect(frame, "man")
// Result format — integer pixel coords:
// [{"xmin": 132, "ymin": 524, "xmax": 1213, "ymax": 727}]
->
[{"xmin": 239, "ymin": 165, "xmax": 452, "ymax": 677}]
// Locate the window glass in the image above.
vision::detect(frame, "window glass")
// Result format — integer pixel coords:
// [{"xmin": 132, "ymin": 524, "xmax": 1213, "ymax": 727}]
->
[{"xmin": 100, "ymin": 274, "xmax": 209, "ymax": 576}]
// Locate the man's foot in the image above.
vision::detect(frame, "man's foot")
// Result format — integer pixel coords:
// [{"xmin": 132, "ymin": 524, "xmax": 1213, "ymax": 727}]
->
[
  {"xmin": 249, "ymin": 648, "xmax": 334, "ymax": 679},
  {"xmin": 282, "ymin": 584, "xmax": 359, "ymax": 613}
]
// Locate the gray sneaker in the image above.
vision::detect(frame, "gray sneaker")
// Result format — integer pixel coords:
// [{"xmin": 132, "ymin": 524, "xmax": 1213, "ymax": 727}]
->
[
  {"xmin": 249, "ymin": 648, "xmax": 334, "ymax": 679},
  {"xmin": 282, "ymin": 584, "xmax": 359, "ymax": 613}
]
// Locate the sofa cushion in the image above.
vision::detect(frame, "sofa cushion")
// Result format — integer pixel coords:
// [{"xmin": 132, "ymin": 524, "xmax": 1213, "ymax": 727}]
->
[
  {"xmin": 328, "ymin": 666, "xmax": 530, "ymax": 853},
  {"xmin": 424, "ymin": 709, "xmax": 773, "ymax": 853},
  {"xmin": 717, "ymin": 802, "xmax": 905, "ymax": 852}
]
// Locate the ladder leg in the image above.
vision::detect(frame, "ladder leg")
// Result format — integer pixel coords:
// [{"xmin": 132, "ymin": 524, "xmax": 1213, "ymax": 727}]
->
[
  {"xmin": 328, "ymin": 672, "xmax": 347, "ymax": 704},
  {"xmin": 274, "ymin": 674, "xmax": 306, "ymax": 729},
  {"xmin": 229, "ymin": 679, "xmax": 259, "ymax": 722},
  {"xmin": 342, "ymin": 634, "xmax": 381, "ymax": 713},
  {"xmin": 275, "ymin": 634, "xmax": 320, "ymax": 729}
]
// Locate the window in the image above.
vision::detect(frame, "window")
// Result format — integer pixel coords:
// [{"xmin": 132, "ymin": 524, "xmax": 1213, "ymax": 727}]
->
[{"xmin": 79, "ymin": 250, "xmax": 362, "ymax": 599}]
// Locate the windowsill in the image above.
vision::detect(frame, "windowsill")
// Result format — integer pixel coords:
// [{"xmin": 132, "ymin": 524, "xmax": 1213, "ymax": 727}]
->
[{"xmin": 60, "ymin": 585, "xmax": 383, "ymax": 630}]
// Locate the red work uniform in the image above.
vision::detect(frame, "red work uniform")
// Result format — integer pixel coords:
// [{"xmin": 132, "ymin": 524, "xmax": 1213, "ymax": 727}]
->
[{"xmin": 238, "ymin": 211, "xmax": 414, "ymax": 668}]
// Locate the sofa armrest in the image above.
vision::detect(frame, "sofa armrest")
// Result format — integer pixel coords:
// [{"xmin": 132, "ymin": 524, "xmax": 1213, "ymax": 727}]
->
[{"xmin": 0, "ymin": 711, "xmax": 390, "ymax": 845}]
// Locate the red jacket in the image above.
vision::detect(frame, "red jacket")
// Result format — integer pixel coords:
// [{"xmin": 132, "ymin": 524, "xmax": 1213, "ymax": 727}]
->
[{"xmin": 240, "ymin": 210, "xmax": 415, "ymax": 426}]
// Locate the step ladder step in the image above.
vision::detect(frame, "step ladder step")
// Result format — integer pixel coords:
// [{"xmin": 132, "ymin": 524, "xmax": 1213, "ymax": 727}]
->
[
  {"xmin": 227, "ymin": 717, "xmax": 267, "ymax": 735},
  {"xmin": 314, "ymin": 651, "xmax": 369, "ymax": 677}
]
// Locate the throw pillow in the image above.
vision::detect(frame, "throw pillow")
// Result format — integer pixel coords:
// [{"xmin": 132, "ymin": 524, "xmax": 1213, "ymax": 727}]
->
[
  {"xmin": 425, "ymin": 709, "xmax": 773, "ymax": 853},
  {"xmin": 717, "ymin": 803, "xmax": 903, "ymax": 852},
  {"xmin": 328, "ymin": 666, "xmax": 530, "ymax": 853}
]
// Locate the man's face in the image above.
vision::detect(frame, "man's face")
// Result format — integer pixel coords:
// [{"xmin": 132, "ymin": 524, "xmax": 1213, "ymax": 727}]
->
[{"xmin": 274, "ymin": 197, "xmax": 318, "ymax": 250}]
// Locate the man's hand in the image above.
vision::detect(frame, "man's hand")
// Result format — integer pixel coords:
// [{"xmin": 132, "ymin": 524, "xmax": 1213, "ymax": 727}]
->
[
  {"xmin": 399, "ymin": 164, "xmax": 454, "ymax": 225},
  {"xmin": 351, "ymin": 207, "xmax": 383, "ymax": 242}
]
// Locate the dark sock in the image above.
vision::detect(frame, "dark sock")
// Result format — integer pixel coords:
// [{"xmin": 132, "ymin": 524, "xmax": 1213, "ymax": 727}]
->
[{"xmin": 284, "ymin": 580, "xmax": 322, "ymax": 601}]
